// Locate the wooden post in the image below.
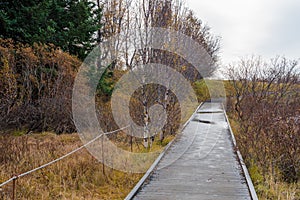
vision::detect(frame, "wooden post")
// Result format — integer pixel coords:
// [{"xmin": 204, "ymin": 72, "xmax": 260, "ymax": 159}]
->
[
  {"xmin": 130, "ymin": 125, "xmax": 133, "ymax": 152},
  {"xmin": 12, "ymin": 178, "xmax": 16, "ymax": 200},
  {"xmin": 130, "ymin": 135, "xmax": 133, "ymax": 152},
  {"xmin": 101, "ymin": 134, "xmax": 105, "ymax": 175}
]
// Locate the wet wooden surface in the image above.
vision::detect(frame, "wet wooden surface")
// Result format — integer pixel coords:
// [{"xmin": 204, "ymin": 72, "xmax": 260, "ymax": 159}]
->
[{"xmin": 133, "ymin": 102, "xmax": 251, "ymax": 200}]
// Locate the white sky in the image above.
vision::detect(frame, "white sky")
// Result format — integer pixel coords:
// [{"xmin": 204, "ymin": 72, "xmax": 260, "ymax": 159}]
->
[{"xmin": 186, "ymin": 0, "xmax": 300, "ymax": 65}]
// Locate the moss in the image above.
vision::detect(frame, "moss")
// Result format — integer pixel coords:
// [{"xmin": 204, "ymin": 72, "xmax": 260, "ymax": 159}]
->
[{"xmin": 12, "ymin": 129, "xmax": 27, "ymax": 136}]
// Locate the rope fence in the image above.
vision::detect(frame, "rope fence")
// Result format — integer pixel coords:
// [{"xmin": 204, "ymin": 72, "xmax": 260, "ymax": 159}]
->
[{"xmin": 0, "ymin": 125, "xmax": 130, "ymax": 191}]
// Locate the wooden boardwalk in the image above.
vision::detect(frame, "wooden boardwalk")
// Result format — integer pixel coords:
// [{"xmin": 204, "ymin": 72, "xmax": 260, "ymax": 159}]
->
[{"xmin": 129, "ymin": 102, "xmax": 255, "ymax": 200}]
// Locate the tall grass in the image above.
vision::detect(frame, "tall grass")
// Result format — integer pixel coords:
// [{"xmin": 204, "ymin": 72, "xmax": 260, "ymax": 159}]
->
[
  {"xmin": 0, "ymin": 133, "xmax": 144, "ymax": 199},
  {"xmin": 228, "ymin": 116, "xmax": 300, "ymax": 200}
]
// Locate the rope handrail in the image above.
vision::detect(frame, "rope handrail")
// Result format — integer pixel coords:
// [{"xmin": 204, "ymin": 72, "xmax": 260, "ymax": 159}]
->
[{"xmin": 0, "ymin": 125, "xmax": 130, "ymax": 188}]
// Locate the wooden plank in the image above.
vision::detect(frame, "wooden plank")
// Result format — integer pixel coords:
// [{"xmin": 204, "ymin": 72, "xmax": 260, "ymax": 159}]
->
[
  {"xmin": 124, "ymin": 103, "xmax": 204, "ymax": 200},
  {"xmin": 127, "ymin": 102, "xmax": 256, "ymax": 200}
]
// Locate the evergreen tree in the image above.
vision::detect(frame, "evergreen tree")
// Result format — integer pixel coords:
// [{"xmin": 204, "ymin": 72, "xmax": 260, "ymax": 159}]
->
[{"xmin": 0, "ymin": 0, "xmax": 101, "ymax": 59}]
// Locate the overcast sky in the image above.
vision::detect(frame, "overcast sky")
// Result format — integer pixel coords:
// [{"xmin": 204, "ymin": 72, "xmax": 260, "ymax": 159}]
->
[{"xmin": 186, "ymin": 0, "xmax": 300, "ymax": 65}]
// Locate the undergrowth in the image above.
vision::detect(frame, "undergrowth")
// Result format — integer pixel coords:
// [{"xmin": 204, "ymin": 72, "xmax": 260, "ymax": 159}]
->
[{"xmin": 0, "ymin": 133, "xmax": 147, "ymax": 199}]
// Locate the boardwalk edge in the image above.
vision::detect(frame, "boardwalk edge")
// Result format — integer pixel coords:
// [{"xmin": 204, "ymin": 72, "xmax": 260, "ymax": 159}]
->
[
  {"xmin": 125, "ymin": 102, "xmax": 204, "ymax": 200},
  {"xmin": 223, "ymin": 104, "xmax": 259, "ymax": 200}
]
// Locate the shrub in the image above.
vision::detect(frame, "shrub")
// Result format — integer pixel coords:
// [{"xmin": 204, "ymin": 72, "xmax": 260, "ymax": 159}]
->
[{"xmin": 0, "ymin": 39, "xmax": 81, "ymax": 133}]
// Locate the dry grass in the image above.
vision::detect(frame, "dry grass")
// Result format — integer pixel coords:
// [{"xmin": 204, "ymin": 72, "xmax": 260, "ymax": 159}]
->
[
  {"xmin": 0, "ymin": 97, "xmax": 193, "ymax": 199},
  {"xmin": 255, "ymin": 174, "xmax": 299, "ymax": 200},
  {"xmin": 0, "ymin": 133, "xmax": 145, "ymax": 199},
  {"xmin": 227, "ymin": 116, "xmax": 300, "ymax": 200}
]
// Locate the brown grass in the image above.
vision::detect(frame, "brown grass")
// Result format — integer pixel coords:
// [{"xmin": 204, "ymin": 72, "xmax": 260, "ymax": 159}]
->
[
  {"xmin": 227, "ymin": 115, "xmax": 300, "ymax": 200},
  {"xmin": 0, "ymin": 133, "xmax": 145, "ymax": 200}
]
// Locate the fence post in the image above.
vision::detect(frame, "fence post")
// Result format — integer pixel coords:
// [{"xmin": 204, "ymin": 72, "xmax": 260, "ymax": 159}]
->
[
  {"xmin": 102, "ymin": 134, "xmax": 105, "ymax": 175},
  {"xmin": 12, "ymin": 177, "xmax": 16, "ymax": 200},
  {"xmin": 130, "ymin": 125, "xmax": 133, "ymax": 152}
]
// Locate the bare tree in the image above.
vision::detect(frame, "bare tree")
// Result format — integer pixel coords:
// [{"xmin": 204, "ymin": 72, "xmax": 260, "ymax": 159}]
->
[
  {"xmin": 96, "ymin": 0, "xmax": 220, "ymax": 147},
  {"xmin": 226, "ymin": 56, "xmax": 300, "ymax": 182}
]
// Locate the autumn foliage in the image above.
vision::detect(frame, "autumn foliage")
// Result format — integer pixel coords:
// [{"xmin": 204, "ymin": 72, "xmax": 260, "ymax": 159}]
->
[
  {"xmin": 0, "ymin": 39, "xmax": 81, "ymax": 133},
  {"xmin": 226, "ymin": 57, "xmax": 300, "ymax": 199}
]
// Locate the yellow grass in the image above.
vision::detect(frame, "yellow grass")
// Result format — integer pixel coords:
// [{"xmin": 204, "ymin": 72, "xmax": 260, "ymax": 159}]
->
[{"xmin": 0, "ymin": 133, "xmax": 144, "ymax": 199}]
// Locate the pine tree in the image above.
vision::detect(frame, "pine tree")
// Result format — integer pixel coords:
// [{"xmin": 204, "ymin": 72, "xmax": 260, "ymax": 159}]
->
[{"xmin": 0, "ymin": 0, "xmax": 102, "ymax": 60}]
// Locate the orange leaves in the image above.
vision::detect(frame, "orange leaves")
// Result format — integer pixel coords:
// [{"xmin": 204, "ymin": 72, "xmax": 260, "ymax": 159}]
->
[{"xmin": 0, "ymin": 39, "xmax": 81, "ymax": 133}]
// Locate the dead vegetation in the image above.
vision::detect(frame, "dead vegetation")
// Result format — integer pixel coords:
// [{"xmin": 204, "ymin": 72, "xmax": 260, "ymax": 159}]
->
[
  {"xmin": 225, "ymin": 56, "xmax": 300, "ymax": 199},
  {"xmin": 0, "ymin": 133, "xmax": 145, "ymax": 200}
]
